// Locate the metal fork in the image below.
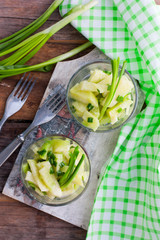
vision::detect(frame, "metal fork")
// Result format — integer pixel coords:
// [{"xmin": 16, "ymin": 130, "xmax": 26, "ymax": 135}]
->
[
  {"xmin": 0, "ymin": 85, "xmax": 66, "ymax": 167},
  {"xmin": 0, "ymin": 73, "xmax": 36, "ymax": 132}
]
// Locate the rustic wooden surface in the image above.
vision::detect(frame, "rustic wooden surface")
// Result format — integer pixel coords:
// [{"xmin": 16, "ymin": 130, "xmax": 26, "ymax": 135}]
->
[{"xmin": 0, "ymin": 1, "xmax": 94, "ymax": 239}]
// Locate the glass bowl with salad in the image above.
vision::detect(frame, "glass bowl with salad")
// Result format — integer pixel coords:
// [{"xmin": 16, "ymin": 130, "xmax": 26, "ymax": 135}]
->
[
  {"xmin": 66, "ymin": 59, "xmax": 138, "ymax": 132},
  {"xmin": 21, "ymin": 135, "xmax": 91, "ymax": 206}
]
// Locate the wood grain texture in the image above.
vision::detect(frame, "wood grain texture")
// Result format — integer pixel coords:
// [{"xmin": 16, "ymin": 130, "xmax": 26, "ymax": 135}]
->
[
  {"xmin": 0, "ymin": 0, "xmax": 93, "ymax": 120},
  {"xmin": 0, "ymin": 1, "xmax": 91, "ymax": 239}
]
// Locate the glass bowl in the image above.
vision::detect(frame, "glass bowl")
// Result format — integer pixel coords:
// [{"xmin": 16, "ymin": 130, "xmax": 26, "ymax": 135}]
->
[
  {"xmin": 21, "ymin": 135, "xmax": 91, "ymax": 206},
  {"xmin": 66, "ymin": 60, "xmax": 138, "ymax": 132}
]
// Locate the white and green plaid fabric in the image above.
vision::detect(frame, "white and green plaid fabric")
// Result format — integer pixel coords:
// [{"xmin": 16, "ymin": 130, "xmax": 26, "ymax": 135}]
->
[{"xmin": 60, "ymin": 1, "xmax": 160, "ymax": 239}]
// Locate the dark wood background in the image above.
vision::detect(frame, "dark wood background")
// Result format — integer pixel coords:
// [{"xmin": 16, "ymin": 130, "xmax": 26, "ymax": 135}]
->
[{"xmin": 0, "ymin": 1, "xmax": 94, "ymax": 239}]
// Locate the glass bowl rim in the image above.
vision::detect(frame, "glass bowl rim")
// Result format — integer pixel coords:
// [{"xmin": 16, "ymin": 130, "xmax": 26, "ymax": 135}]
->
[
  {"xmin": 20, "ymin": 134, "xmax": 91, "ymax": 206},
  {"xmin": 66, "ymin": 59, "xmax": 138, "ymax": 133}
]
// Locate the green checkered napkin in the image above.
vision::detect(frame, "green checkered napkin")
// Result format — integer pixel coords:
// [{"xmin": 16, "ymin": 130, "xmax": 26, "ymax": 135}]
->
[{"xmin": 60, "ymin": 0, "xmax": 160, "ymax": 239}]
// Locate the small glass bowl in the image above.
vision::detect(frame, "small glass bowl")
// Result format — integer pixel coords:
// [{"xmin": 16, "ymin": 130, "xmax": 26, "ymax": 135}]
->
[
  {"xmin": 66, "ymin": 60, "xmax": 138, "ymax": 132},
  {"xmin": 21, "ymin": 135, "xmax": 91, "ymax": 206}
]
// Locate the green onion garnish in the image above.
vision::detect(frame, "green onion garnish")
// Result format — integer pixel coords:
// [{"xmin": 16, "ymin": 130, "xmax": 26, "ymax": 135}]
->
[
  {"xmin": 99, "ymin": 58, "xmax": 127, "ymax": 120},
  {"xmin": 97, "ymin": 89, "xmax": 100, "ymax": 93},
  {"xmin": 87, "ymin": 103, "xmax": 94, "ymax": 111},
  {"xmin": 59, "ymin": 162, "xmax": 65, "ymax": 168},
  {"xmin": 49, "ymin": 158, "xmax": 57, "ymax": 167},
  {"xmin": 61, "ymin": 154, "xmax": 85, "ymax": 188},
  {"xmin": 57, "ymin": 170, "xmax": 65, "ymax": 177},
  {"xmin": 107, "ymin": 84, "xmax": 111, "ymax": 90},
  {"xmin": 47, "ymin": 151, "xmax": 57, "ymax": 166},
  {"xmin": 59, "ymin": 146, "xmax": 79, "ymax": 186},
  {"xmin": 50, "ymin": 166, "xmax": 54, "ymax": 174},
  {"xmin": 71, "ymin": 105, "xmax": 76, "ymax": 113},
  {"xmin": 47, "ymin": 151, "xmax": 55, "ymax": 159},
  {"xmin": 117, "ymin": 108, "xmax": 122, "ymax": 113},
  {"xmin": 28, "ymin": 182, "xmax": 36, "ymax": 190},
  {"xmin": 87, "ymin": 117, "xmax": 93, "ymax": 123},
  {"xmin": 22, "ymin": 163, "xmax": 30, "ymax": 174},
  {"xmin": 37, "ymin": 159, "xmax": 46, "ymax": 163},
  {"xmin": 103, "ymin": 70, "xmax": 111, "ymax": 75},
  {"xmin": 116, "ymin": 96, "xmax": 124, "ymax": 103},
  {"xmin": 37, "ymin": 149, "xmax": 46, "ymax": 156}
]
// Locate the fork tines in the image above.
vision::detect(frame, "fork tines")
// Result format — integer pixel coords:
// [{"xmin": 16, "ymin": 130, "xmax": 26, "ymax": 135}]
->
[
  {"xmin": 46, "ymin": 85, "xmax": 66, "ymax": 112},
  {"xmin": 12, "ymin": 73, "xmax": 36, "ymax": 101}
]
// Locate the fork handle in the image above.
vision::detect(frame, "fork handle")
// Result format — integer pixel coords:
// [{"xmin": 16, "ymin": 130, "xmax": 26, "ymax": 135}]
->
[
  {"xmin": 0, "ymin": 115, "xmax": 7, "ymax": 132},
  {"xmin": 0, "ymin": 135, "xmax": 24, "ymax": 167}
]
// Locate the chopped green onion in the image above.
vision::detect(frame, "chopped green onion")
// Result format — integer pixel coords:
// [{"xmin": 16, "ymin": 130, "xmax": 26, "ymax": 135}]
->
[
  {"xmin": 82, "ymin": 175, "xmax": 84, "ymax": 182},
  {"xmin": 59, "ymin": 162, "xmax": 65, "ymax": 168},
  {"xmin": 28, "ymin": 182, "xmax": 36, "ymax": 190},
  {"xmin": 103, "ymin": 70, "xmax": 111, "ymax": 75},
  {"xmin": 97, "ymin": 89, "xmax": 100, "ymax": 93},
  {"xmin": 98, "ymin": 98, "xmax": 102, "ymax": 105},
  {"xmin": 50, "ymin": 166, "xmax": 54, "ymax": 174},
  {"xmin": 37, "ymin": 149, "xmax": 46, "ymax": 156},
  {"xmin": 22, "ymin": 163, "xmax": 30, "ymax": 174},
  {"xmin": 116, "ymin": 95, "xmax": 124, "ymax": 103},
  {"xmin": 107, "ymin": 84, "xmax": 111, "ymax": 90},
  {"xmin": 117, "ymin": 108, "xmax": 122, "ymax": 113},
  {"xmin": 97, "ymin": 93, "xmax": 103, "ymax": 103},
  {"xmin": 47, "ymin": 151, "xmax": 57, "ymax": 166},
  {"xmin": 70, "ymin": 146, "xmax": 75, "ymax": 149},
  {"xmin": 49, "ymin": 158, "xmax": 57, "ymax": 167},
  {"xmin": 71, "ymin": 105, "xmax": 76, "ymax": 113},
  {"xmin": 87, "ymin": 117, "xmax": 93, "ymax": 123},
  {"xmin": 57, "ymin": 170, "xmax": 65, "ymax": 177},
  {"xmin": 87, "ymin": 103, "xmax": 94, "ymax": 111},
  {"xmin": 47, "ymin": 151, "xmax": 55, "ymax": 159},
  {"xmin": 37, "ymin": 159, "xmax": 46, "ymax": 163}
]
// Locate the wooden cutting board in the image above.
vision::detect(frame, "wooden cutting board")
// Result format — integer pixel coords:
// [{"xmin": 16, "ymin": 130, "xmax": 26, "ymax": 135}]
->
[{"xmin": 2, "ymin": 48, "xmax": 144, "ymax": 230}]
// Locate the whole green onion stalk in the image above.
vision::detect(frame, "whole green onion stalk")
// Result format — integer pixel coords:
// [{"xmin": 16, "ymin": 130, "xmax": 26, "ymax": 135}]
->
[
  {"xmin": 61, "ymin": 154, "xmax": 85, "ymax": 188},
  {"xmin": 0, "ymin": 0, "xmax": 97, "ymax": 68},
  {"xmin": 0, "ymin": 42, "xmax": 92, "ymax": 79},
  {"xmin": 0, "ymin": 0, "xmax": 63, "ymax": 52},
  {"xmin": 99, "ymin": 58, "xmax": 127, "ymax": 120},
  {"xmin": 59, "ymin": 146, "xmax": 79, "ymax": 186}
]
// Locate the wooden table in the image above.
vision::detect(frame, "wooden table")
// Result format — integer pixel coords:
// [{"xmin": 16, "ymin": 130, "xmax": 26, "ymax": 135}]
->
[{"xmin": 0, "ymin": 1, "xmax": 93, "ymax": 239}]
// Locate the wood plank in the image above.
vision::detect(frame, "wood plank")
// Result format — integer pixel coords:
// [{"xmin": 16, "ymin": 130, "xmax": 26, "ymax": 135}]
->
[
  {"xmin": 0, "ymin": 193, "xmax": 87, "ymax": 240},
  {"xmin": 0, "ymin": 121, "xmax": 31, "ymax": 192},
  {"xmin": 0, "ymin": 42, "xmax": 93, "ymax": 120},
  {"xmin": 0, "ymin": 2, "xmax": 93, "ymax": 120},
  {"xmin": 0, "ymin": 1, "xmax": 91, "ymax": 239}
]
